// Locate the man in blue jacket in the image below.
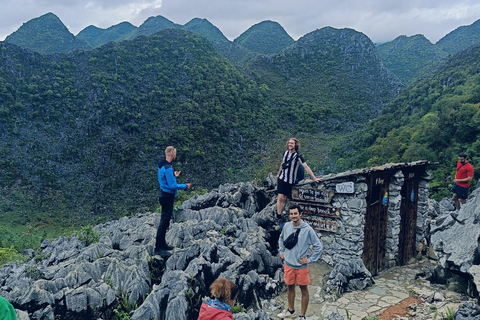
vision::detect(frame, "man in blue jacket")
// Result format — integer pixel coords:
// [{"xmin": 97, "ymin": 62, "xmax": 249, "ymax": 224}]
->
[
  {"xmin": 277, "ymin": 204, "xmax": 322, "ymax": 320},
  {"xmin": 155, "ymin": 146, "xmax": 191, "ymax": 254}
]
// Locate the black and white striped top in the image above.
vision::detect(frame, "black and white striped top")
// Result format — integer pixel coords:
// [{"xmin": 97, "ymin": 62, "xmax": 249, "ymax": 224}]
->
[{"xmin": 279, "ymin": 151, "xmax": 305, "ymax": 184}]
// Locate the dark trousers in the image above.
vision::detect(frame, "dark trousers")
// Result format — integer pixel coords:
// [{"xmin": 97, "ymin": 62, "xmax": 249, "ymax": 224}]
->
[{"xmin": 155, "ymin": 191, "xmax": 175, "ymax": 248}]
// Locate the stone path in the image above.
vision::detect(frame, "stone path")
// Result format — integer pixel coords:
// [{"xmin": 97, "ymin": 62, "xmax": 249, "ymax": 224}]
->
[{"xmin": 265, "ymin": 259, "xmax": 475, "ymax": 320}]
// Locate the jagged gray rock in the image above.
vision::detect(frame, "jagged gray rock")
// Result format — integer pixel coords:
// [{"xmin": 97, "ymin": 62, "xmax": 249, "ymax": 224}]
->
[
  {"xmin": 322, "ymin": 258, "xmax": 374, "ymax": 298},
  {"xmin": 1, "ymin": 182, "xmax": 279, "ymax": 319},
  {"xmin": 455, "ymin": 302, "xmax": 480, "ymax": 320},
  {"xmin": 132, "ymin": 183, "xmax": 281, "ymax": 320},
  {"xmin": 328, "ymin": 312, "xmax": 346, "ymax": 320},
  {"xmin": 429, "ymin": 187, "xmax": 480, "ymax": 273},
  {"xmin": 1, "ymin": 213, "xmax": 158, "ymax": 319}
]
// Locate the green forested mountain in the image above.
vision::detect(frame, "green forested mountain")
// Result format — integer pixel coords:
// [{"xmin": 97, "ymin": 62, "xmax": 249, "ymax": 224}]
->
[
  {"xmin": 183, "ymin": 18, "xmax": 229, "ymax": 44},
  {"xmin": 76, "ymin": 22, "xmax": 136, "ymax": 48},
  {"xmin": 0, "ymin": 30, "xmax": 273, "ymax": 228},
  {"xmin": 73, "ymin": 15, "xmax": 255, "ymax": 66},
  {"xmin": 244, "ymin": 27, "xmax": 402, "ymax": 132},
  {"xmin": 234, "ymin": 20, "xmax": 294, "ymax": 54},
  {"xmin": 128, "ymin": 15, "xmax": 180, "ymax": 39},
  {"xmin": 76, "ymin": 16, "xmax": 230, "ymax": 49},
  {"xmin": 332, "ymin": 44, "xmax": 480, "ymax": 198},
  {"xmin": 377, "ymin": 34, "xmax": 447, "ymax": 84},
  {"xmin": 5, "ymin": 12, "xmax": 91, "ymax": 54},
  {"xmin": 436, "ymin": 18, "xmax": 480, "ymax": 55}
]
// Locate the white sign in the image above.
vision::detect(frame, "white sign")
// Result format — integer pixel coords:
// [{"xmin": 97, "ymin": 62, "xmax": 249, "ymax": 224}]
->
[{"xmin": 335, "ymin": 181, "xmax": 354, "ymax": 194}]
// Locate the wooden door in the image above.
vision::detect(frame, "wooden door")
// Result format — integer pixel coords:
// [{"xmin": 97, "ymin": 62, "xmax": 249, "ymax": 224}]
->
[
  {"xmin": 398, "ymin": 169, "xmax": 419, "ymax": 265},
  {"xmin": 362, "ymin": 173, "xmax": 390, "ymax": 276}
]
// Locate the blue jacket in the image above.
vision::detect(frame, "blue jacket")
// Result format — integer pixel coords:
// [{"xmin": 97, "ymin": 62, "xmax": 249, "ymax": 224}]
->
[{"xmin": 158, "ymin": 159, "xmax": 188, "ymax": 195}]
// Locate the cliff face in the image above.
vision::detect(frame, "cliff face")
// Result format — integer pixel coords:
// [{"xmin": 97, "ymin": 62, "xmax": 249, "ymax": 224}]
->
[{"xmin": 245, "ymin": 27, "xmax": 403, "ymax": 132}]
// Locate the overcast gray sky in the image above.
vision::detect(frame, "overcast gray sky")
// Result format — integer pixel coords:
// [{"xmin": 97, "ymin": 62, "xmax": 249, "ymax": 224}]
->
[{"xmin": 1, "ymin": 0, "xmax": 480, "ymax": 44}]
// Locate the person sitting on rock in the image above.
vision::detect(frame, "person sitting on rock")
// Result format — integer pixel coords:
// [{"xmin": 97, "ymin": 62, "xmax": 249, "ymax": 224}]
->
[{"xmin": 197, "ymin": 277, "xmax": 239, "ymax": 320}]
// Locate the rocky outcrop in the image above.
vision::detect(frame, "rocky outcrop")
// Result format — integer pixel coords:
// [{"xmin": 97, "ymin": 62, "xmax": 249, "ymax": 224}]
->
[
  {"xmin": 322, "ymin": 259, "xmax": 374, "ymax": 299},
  {"xmin": 427, "ymin": 186, "xmax": 480, "ymax": 297},
  {"xmin": 131, "ymin": 182, "xmax": 281, "ymax": 320},
  {"xmin": 1, "ymin": 214, "xmax": 157, "ymax": 319},
  {"xmin": 455, "ymin": 302, "xmax": 480, "ymax": 320},
  {"xmin": 429, "ymin": 187, "xmax": 480, "ymax": 273},
  {"xmin": 0, "ymin": 182, "xmax": 281, "ymax": 319}
]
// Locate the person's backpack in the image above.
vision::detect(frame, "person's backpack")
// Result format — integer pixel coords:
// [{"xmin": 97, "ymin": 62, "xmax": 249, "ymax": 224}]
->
[{"xmin": 296, "ymin": 164, "xmax": 305, "ymax": 184}]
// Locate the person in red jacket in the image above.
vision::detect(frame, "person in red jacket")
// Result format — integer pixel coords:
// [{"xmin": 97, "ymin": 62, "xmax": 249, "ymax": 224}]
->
[
  {"xmin": 197, "ymin": 278, "xmax": 239, "ymax": 320},
  {"xmin": 452, "ymin": 152, "xmax": 474, "ymax": 211}
]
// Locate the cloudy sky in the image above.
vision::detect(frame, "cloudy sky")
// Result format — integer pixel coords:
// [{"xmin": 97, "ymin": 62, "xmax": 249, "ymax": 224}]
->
[{"xmin": 1, "ymin": 0, "xmax": 480, "ymax": 44}]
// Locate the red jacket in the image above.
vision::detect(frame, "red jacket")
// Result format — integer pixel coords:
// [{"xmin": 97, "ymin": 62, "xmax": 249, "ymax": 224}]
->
[{"xmin": 197, "ymin": 303, "xmax": 233, "ymax": 320}]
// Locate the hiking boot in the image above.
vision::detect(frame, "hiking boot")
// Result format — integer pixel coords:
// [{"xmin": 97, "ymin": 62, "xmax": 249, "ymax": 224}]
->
[{"xmin": 277, "ymin": 309, "xmax": 296, "ymax": 318}]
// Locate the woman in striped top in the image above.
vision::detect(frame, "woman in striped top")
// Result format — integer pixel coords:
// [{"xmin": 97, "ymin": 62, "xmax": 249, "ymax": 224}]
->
[{"xmin": 276, "ymin": 138, "xmax": 322, "ymax": 224}]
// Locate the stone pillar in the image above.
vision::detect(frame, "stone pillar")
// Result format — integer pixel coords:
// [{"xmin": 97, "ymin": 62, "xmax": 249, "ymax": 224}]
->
[
  {"xmin": 385, "ymin": 170, "xmax": 403, "ymax": 268},
  {"xmin": 416, "ymin": 171, "xmax": 432, "ymax": 254}
]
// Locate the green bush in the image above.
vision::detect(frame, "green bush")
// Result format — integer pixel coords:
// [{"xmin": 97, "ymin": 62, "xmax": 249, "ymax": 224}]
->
[
  {"xmin": 0, "ymin": 246, "xmax": 24, "ymax": 266},
  {"xmin": 231, "ymin": 302, "xmax": 246, "ymax": 314},
  {"xmin": 73, "ymin": 225, "xmax": 103, "ymax": 246}
]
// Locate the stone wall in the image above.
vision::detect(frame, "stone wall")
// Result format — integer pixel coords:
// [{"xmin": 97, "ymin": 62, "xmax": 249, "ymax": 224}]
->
[
  {"xmin": 306, "ymin": 175, "xmax": 368, "ymax": 266},
  {"xmin": 295, "ymin": 167, "xmax": 430, "ymax": 271}
]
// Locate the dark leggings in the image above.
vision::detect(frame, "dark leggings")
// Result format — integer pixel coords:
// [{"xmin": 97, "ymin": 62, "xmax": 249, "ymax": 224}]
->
[{"xmin": 155, "ymin": 192, "xmax": 175, "ymax": 248}]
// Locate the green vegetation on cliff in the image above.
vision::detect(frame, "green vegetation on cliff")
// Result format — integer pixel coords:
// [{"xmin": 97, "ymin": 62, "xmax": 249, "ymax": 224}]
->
[
  {"xmin": 0, "ymin": 30, "xmax": 274, "ymax": 250},
  {"xmin": 377, "ymin": 34, "xmax": 447, "ymax": 84},
  {"xmin": 332, "ymin": 44, "xmax": 480, "ymax": 199},
  {"xmin": 436, "ymin": 19, "xmax": 480, "ymax": 55},
  {"xmin": 245, "ymin": 27, "xmax": 402, "ymax": 133}
]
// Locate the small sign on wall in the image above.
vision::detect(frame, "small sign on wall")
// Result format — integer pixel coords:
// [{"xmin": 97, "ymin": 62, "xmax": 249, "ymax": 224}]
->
[
  {"xmin": 302, "ymin": 216, "xmax": 338, "ymax": 233},
  {"xmin": 291, "ymin": 201, "xmax": 340, "ymax": 218},
  {"xmin": 335, "ymin": 181, "xmax": 354, "ymax": 194},
  {"xmin": 292, "ymin": 188, "xmax": 334, "ymax": 203}
]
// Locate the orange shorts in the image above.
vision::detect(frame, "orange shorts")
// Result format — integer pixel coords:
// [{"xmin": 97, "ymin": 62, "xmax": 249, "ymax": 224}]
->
[{"xmin": 284, "ymin": 264, "xmax": 310, "ymax": 286}]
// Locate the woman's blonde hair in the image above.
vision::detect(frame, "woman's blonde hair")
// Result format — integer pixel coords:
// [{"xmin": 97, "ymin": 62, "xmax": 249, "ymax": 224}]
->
[
  {"xmin": 210, "ymin": 277, "xmax": 238, "ymax": 303},
  {"xmin": 286, "ymin": 138, "xmax": 300, "ymax": 151}
]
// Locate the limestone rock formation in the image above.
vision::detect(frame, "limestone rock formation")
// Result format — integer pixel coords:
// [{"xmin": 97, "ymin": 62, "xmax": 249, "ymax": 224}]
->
[
  {"xmin": 427, "ymin": 186, "xmax": 480, "ymax": 297},
  {"xmin": 322, "ymin": 258, "xmax": 374, "ymax": 298},
  {"xmin": 0, "ymin": 182, "xmax": 280, "ymax": 319}
]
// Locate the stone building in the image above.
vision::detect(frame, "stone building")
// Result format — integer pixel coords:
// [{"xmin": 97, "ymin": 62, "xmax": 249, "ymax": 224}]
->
[{"xmin": 290, "ymin": 161, "xmax": 432, "ymax": 275}]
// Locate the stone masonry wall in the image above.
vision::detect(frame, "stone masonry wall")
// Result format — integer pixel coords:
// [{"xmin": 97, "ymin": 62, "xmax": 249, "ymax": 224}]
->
[
  {"xmin": 301, "ymin": 168, "xmax": 430, "ymax": 270},
  {"xmin": 312, "ymin": 176, "xmax": 368, "ymax": 266}
]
